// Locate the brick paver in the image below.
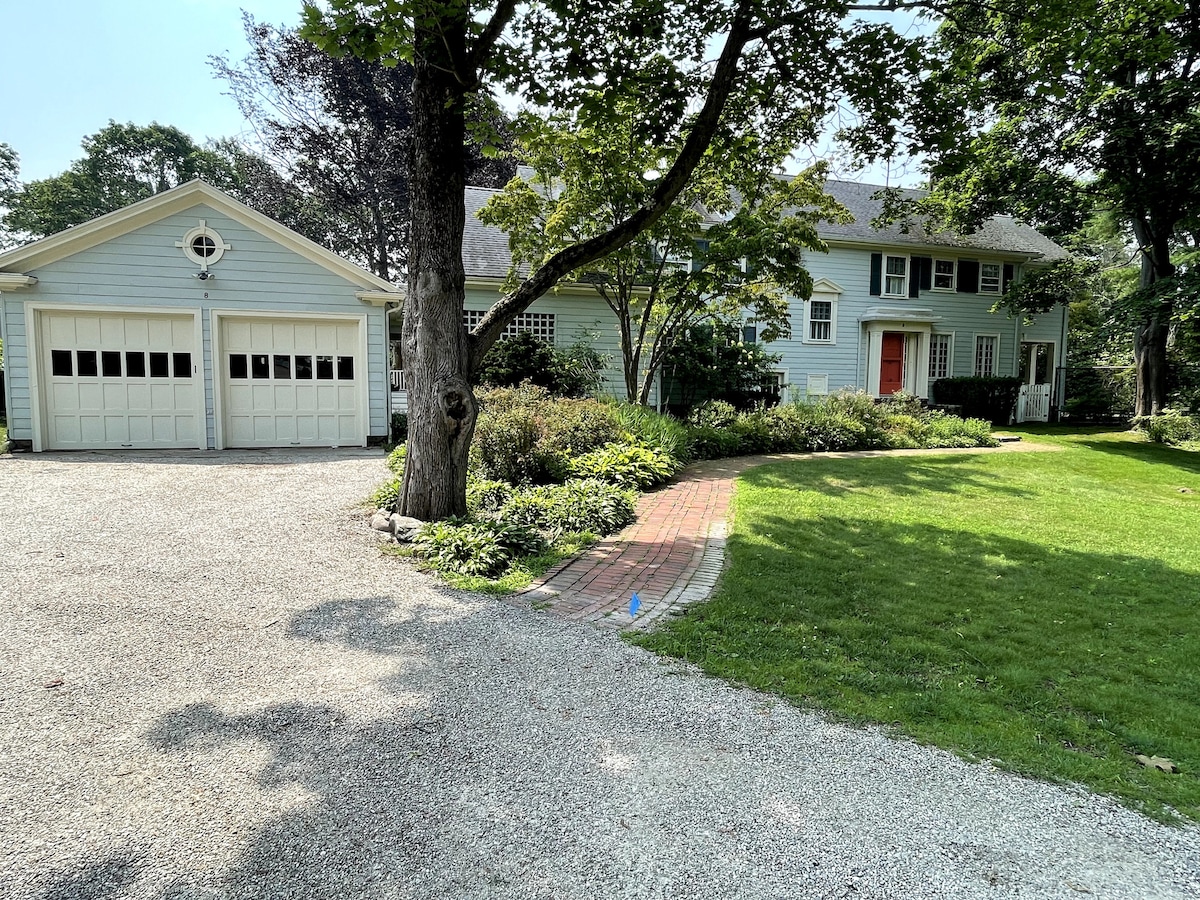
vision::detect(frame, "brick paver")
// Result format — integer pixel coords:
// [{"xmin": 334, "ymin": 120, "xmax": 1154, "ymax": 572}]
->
[{"xmin": 517, "ymin": 441, "xmax": 1052, "ymax": 631}]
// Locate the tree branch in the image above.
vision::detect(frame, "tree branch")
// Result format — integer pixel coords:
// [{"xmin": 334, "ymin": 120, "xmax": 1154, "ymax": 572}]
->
[
  {"xmin": 467, "ymin": 1, "xmax": 758, "ymax": 368},
  {"xmin": 470, "ymin": 0, "xmax": 519, "ymax": 80}
]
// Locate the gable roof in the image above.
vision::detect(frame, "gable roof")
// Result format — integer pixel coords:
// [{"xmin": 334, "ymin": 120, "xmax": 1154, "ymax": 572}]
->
[
  {"xmin": 462, "ymin": 173, "xmax": 1068, "ymax": 280},
  {"xmin": 0, "ymin": 180, "xmax": 401, "ymax": 293},
  {"xmin": 818, "ymin": 180, "xmax": 1069, "ymax": 261}
]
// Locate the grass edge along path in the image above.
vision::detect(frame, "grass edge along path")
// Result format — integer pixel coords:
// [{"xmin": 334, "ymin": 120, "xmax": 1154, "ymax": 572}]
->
[{"xmin": 633, "ymin": 429, "xmax": 1200, "ymax": 823}]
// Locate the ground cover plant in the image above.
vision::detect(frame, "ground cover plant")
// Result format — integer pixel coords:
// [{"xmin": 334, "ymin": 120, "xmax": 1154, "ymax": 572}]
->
[{"xmin": 634, "ymin": 429, "xmax": 1200, "ymax": 821}]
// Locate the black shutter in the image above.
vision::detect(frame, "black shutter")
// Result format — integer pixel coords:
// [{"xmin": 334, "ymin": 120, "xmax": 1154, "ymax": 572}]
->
[
  {"xmin": 957, "ymin": 260, "xmax": 979, "ymax": 293},
  {"xmin": 916, "ymin": 256, "xmax": 933, "ymax": 291},
  {"xmin": 1003, "ymin": 263, "xmax": 1015, "ymax": 293},
  {"xmin": 869, "ymin": 253, "xmax": 882, "ymax": 296}
]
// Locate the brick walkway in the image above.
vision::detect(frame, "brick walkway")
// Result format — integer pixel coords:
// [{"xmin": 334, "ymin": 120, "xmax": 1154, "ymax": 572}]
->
[{"xmin": 517, "ymin": 442, "xmax": 1050, "ymax": 631}]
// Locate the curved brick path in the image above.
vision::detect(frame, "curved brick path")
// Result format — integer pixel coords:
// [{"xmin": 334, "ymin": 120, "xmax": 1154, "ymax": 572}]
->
[{"xmin": 518, "ymin": 442, "xmax": 1051, "ymax": 631}]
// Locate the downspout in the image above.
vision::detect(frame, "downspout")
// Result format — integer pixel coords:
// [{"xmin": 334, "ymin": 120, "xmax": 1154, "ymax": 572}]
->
[{"xmin": 1057, "ymin": 295, "xmax": 1069, "ymax": 419}]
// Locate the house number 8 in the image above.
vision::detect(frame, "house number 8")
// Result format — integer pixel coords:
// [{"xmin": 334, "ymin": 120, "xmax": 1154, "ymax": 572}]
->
[{"xmin": 203, "ymin": 292, "xmax": 209, "ymax": 299}]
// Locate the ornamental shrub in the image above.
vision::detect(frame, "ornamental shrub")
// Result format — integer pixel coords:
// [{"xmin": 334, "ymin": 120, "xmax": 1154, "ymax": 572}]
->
[
  {"xmin": 930, "ymin": 376, "xmax": 1022, "ymax": 424},
  {"xmin": 612, "ymin": 403, "xmax": 692, "ymax": 461},
  {"xmin": 466, "ymin": 478, "xmax": 515, "ymax": 516},
  {"xmin": 411, "ymin": 519, "xmax": 547, "ymax": 578},
  {"xmin": 496, "ymin": 479, "xmax": 637, "ymax": 536},
  {"xmin": 473, "ymin": 384, "xmax": 618, "ymax": 483},
  {"xmin": 687, "ymin": 424, "xmax": 742, "ymax": 460},
  {"xmin": 922, "ymin": 413, "xmax": 997, "ymax": 448},
  {"xmin": 569, "ymin": 442, "xmax": 681, "ymax": 489},
  {"xmin": 473, "ymin": 402, "xmax": 566, "ymax": 484},
  {"xmin": 1139, "ymin": 412, "xmax": 1200, "ymax": 446}
]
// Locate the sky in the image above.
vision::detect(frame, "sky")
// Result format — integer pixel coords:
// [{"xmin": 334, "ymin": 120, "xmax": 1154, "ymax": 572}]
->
[
  {"xmin": 1, "ymin": 0, "xmax": 305, "ymax": 182},
  {"xmin": 0, "ymin": 1, "xmax": 926, "ymax": 187}
]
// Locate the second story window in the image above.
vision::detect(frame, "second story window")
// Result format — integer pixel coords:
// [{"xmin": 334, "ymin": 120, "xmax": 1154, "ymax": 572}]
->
[
  {"xmin": 883, "ymin": 255, "xmax": 908, "ymax": 297},
  {"xmin": 980, "ymin": 262, "xmax": 1002, "ymax": 293},
  {"xmin": 933, "ymin": 259, "xmax": 956, "ymax": 290}
]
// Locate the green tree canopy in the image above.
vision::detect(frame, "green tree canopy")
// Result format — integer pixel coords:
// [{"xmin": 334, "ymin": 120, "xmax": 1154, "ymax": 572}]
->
[
  {"xmin": 3, "ymin": 122, "xmax": 240, "ymax": 240},
  {"xmin": 913, "ymin": 0, "xmax": 1200, "ymax": 415},
  {"xmin": 478, "ymin": 105, "xmax": 849, "ymax": 404},
  {"xmin": 212, "ymin": 14, "xmax": 513, "ymax": 280}
]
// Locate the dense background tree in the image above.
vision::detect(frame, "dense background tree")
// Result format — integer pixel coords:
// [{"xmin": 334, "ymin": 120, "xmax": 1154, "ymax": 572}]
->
[
  {"xmin": 0, "ymin": 143, "xmax": 19, "ymax": 249},
  {"xmin": 478, "ymin": 107, "xmax": 848, "ymax": 405},
  {"xmin": 913, "ymin": 0, "xmax": 1200, "ymax": 416},
  {"xmin": 212, "ymin": 15, "xmax": 513, "ymax": 280},
  {"xmin": 304, "ymin": 0, "xmax": 925, "ymax": 520},
  {"xmin": 2, "ymin": 123, "xmax": 241, "ymax": 240}
]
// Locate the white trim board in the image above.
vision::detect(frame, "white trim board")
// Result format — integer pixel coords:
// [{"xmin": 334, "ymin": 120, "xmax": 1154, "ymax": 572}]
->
[{"xmin": 0, "ymin": 180, "xmax": 402, "ymax": 296}]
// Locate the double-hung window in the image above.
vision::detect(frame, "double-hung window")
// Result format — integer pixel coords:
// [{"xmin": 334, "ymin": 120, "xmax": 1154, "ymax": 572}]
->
[
  {"xmin": 883, "ymin": 255, "xmax": 908, "ymax": 297},
  {"xmin": 929, "ymin": 333, "xmax": 952, "ymax": 380},
  {"xmin": 933, "ymin": 259, "xmax": 956, "ymax": 291},
  {"xmin": 807, "ymin": 299, "xmax": 834, "ymax": 343},
  {"xmin": 979, "ymin": 262, "xmax": 1002, "ymax": 293},
  {"xmin": 974, "ymin": 335, "xmax": 998, "ymax": 376}
]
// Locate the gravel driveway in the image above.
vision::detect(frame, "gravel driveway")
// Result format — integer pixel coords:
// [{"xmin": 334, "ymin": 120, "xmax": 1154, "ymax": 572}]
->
[{"xmin": 1, "ymin": 450, "xmax": 1197, "ymax": 900}]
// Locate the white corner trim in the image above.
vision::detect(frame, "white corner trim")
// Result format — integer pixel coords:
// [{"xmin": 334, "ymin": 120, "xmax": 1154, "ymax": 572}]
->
[{"xmin": 0, "ymin": 274, "xmax": 37, "ymax": 289}]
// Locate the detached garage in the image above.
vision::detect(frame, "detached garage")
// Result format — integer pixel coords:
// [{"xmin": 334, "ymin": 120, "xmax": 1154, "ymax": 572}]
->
[{"xmin": 0, "ymin": 181, "xmax": 400, "ymax": 451}]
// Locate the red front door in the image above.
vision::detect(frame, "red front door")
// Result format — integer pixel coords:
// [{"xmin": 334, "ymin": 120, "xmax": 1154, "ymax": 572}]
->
[{"xmin": 880, "ymin": 332, "xmax": 905, "ymax": 395}]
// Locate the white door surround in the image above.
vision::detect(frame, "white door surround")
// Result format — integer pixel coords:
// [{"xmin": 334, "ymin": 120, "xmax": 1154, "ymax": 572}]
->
[{"xmin": 860, "ymin": 307, "xmax": 939, "ymax": 399}]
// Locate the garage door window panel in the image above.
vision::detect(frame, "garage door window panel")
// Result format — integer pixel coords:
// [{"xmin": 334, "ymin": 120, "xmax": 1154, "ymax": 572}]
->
[
  {"xmin": 251, "ymin": 355, "xmax": 270, "ymax": 379},
  {"xmin": 77, "ymin": 351, "xmax": 99, "ymax": 377},
  {"xmin": 51, "ymin": 350, "xmax": 73, "ymax": 376},
  {"xmin": 316, "ymin": 356, "xmax": 334, "ymax": 380},
  {"xmin": 127, "ymin": 352, "xmax": 147, "ymax": 377},
  {"xmin": 337, "ymin": 356, "xmax": 354, "ymax": 380},
  {"xmin": 274, "ymin": 355, "xmax": 291, "ymax": 379},
  {"xmin": 294, "ymin": 355, "xmax": 313, "ymax": 379},
  {"xmin": 229, "ymin": 354, "xmax": 248, "ymax": 379},
  {"xmin": 149, "ymin": 353, "xmax": 170, "ymax": 378}
]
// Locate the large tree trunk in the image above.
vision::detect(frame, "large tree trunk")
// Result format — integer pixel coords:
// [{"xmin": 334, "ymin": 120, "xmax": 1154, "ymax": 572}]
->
[
  {"xmin": 1131, "ymin": 219, "xmax": 1175, "ymax": 417},
  {"xmin": 399, "ymin": 17, "xmax": 475, "ymax": 521}
]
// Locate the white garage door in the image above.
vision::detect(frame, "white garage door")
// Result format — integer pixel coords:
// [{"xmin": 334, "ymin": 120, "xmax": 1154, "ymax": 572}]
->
[
  {"xmin": 220, "ymin": 317, "xmax": 363, "ymax": 448},
  {"xmin": 39, "ymin": 311, "xmax": 200, "ymax": 450}
]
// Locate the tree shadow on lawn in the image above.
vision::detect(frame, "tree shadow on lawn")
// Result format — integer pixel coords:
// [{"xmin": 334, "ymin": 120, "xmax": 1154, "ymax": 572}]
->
[
  {"xmin": 664, "ymin": 509, "xmax": 1200, "ymax": 820},
  {"xmin": 741, "ymin": 452, "xmax": 1037, "ymax": 500},
  {"xmin": 1072, "ymin": 437, "xmax": 1200, "ymax": 478}
]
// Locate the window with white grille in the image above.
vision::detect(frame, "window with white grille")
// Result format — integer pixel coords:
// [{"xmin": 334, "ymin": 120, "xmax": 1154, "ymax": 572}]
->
[
  {"xmin": 933, "ymin": 259, "xmax": 956, "ymax": 291},
  {"xmin": 808, "ymin": 300, "xmax": 833, "ymax": 342},
  {"xmin": 929, "ymin": 333, "xmax": 952, "ymax": 380},
  {"xmin": 805, "ymin": 297, "xmax": 837, "ymax": 343},
  {"xmin": 883, "ymin": 255, "xmax": 908, "ymax": 297},
  {"xmin": 463, "ymin": 310, "xmax": 556, "ymax": 343},
  {"xmin": 979, "ymin": 262, "xmax": 1002, "ymax": 293},
  {"xmin": 974, "ymin": 335, "xmax": 998, "ymax": 376}
]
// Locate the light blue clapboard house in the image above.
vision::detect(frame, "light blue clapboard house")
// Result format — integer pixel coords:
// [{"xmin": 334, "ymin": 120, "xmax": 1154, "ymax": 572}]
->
[
  {"xmin": 0, "ymin": 177, "xmax": 1067, "ymax": 452},
  {"xmin": 435, "ymin": 178, "xmax": 1070, "ymax": 423}
]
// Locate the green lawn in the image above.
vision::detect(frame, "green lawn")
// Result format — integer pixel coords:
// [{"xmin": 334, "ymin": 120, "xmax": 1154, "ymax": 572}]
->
[{"xmin": 634, "ymin": 429, "xmax": 1200, "ymax": 822}]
